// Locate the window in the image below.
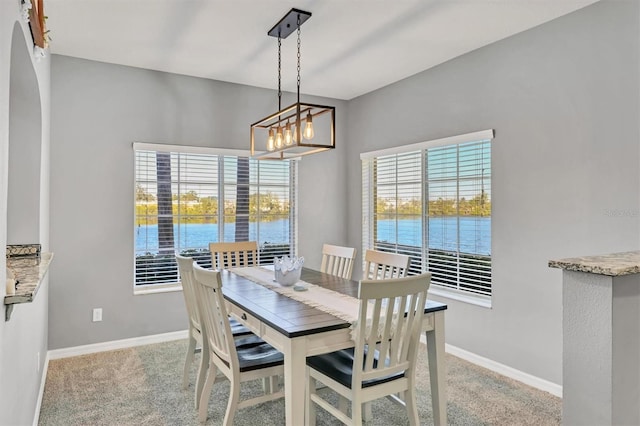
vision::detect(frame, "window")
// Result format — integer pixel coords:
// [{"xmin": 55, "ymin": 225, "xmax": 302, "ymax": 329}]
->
[
  {"xmin": 134, "ymin": 143, "xmax": 297, "ymax": 288},
  {"xmin": 362, "ymin": 130, "xmax": 493, "ymax": 306}
]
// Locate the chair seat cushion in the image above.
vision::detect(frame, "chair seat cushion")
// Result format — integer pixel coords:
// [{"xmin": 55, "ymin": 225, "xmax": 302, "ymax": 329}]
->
[
  {"xmin": 229, "ymin": 317, "xmax": 251, "ymax": 336},
  {"xmin": 307, "ymin": 347, "xmax": 404, "ymax": 389},
  {"xmin": 233, "ymin": 335, "xmax": 284, "ymax": 372}
]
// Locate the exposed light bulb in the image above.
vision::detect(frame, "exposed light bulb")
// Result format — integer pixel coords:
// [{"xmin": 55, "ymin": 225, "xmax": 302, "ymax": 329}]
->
[
  {"xmin": 303, "ymin": 111, "xmax": 314, "ymax": 140},
  {"xmin": 275, "ymin": 125, "xmax": 283, "ymax": 149},
  {"xmin": 267, "ymin": 128, "xmax": 275, "ymax": 151},
  {"xmin": 284, "ymin": 122, "xmax": 293, "ymax": 146}
]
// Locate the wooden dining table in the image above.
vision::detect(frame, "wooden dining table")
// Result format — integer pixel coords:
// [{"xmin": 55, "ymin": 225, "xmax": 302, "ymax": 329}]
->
[{"xmin": 220, "ymin": 267, "xmax": 448, "ymax": 426}]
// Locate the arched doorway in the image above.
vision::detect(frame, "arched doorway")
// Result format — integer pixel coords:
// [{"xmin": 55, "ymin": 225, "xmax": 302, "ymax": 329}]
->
[{"xmin": 7, "ymin": 22, "xmax": 42, "ymax": 244}]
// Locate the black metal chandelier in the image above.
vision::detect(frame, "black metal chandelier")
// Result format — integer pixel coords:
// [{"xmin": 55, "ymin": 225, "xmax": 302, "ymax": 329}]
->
[{"xmin": 250, "ymin": 8, "xmax": 335, "ymax": 160}]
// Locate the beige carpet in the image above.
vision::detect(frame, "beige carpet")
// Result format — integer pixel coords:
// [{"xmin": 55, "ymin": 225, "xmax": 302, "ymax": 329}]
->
[{"xmin": 39, "ymin": 339, "xmax": 561, "ymax": 425}]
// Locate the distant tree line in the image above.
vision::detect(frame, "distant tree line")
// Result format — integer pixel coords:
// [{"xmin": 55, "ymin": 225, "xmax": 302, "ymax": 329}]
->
[
  {"xmin": 136, "ymin": 185, "xmax": 289, "ymax": 225},
  {"xmin": 375, "ymin": 192, "xmax": 490, "ymax": 217}
]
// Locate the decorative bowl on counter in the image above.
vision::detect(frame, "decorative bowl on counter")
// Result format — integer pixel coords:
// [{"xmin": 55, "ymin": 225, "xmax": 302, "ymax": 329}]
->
[{"xmin": 274, "ymin": 255, "xmax": 304, "ymax": 286}]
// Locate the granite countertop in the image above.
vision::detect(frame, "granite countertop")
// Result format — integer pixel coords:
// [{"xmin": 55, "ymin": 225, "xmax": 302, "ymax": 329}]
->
[
  {"xmin": 5, "ymin": 252, "xmax": 54, "ymax": 305},
  {"xmin": 549, "ymin": 251, "xmax": 640, "ymax": 276}
]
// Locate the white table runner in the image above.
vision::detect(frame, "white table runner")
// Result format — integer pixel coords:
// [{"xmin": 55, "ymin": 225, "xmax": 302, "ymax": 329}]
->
[
  {"xmin": 229, "ymin": 266, "xmax": 401, "ymax": 341},
  {"xmin": 230, "ymin": 266, "xmax": 361, "ymax": 324}
]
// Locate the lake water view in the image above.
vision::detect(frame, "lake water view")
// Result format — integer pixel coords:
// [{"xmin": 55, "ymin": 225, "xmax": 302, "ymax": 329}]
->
[{"xmin": 136, "ymin": 217, "xmax": 490, "ymax": 256}]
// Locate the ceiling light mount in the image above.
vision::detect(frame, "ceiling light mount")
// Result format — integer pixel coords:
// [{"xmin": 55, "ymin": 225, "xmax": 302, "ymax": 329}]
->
[
  {"xmin": 251, "ymin": 8, "xmax": 335, "ymax": 160},
  {"xmin": 267, "ymin": 8, "xmax": 311, "ymax": 39}
]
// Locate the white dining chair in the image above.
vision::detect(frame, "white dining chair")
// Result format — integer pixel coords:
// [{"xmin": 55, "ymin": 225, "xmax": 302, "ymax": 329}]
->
[
  {"xmin": 363, "ymin": 249, "xmax": 410, "ymax": 280},
  {"xmin": 305, "ymin": 273, "xmax": 431, "ymax": 426},
  {"xmin": 320, "ymin": 243, "xmax": 357, "ymax": 280},
  {"xmin": 175, "ymin": 254, "xmax": 250, "ymax": 409},
  {"xmin": 208, "ymin": 242, "xmax": 279, "ymax": 394},
  {"xmin": 361, "ymin": 249, "xmax": 412, "ymax": 419},
  {"xmin": 209, "ymin": 241, "xmax": 258, "ymax": 269},
  {"xmin": 192, "ymin": 262, "xmax": 285, "ymax": 425}
]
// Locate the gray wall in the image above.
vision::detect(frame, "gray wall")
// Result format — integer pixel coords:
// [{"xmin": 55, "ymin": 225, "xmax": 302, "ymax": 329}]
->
[
  {"xmin": 1, "ymin": 6, "xmax": 51, "ymax": 426},
  {"xmin": 49, "ymin": 56, "xmax": 348, "ymax": 349},
  {"xmin": 345, "ymin": 0, "xmax": 639, "ymax": 385}
]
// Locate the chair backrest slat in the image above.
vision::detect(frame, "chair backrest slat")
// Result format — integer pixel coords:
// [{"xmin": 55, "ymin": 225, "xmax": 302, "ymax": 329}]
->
[
  {"xmin": 320, "ymin": 244, "xmax": 357, "ymax": 280},
  {"xmin": 209, "ymin": 241, "xmax": 258, "ymax": 270},
  {"xmin": 352, "ymin": 273, "xmax": 430, "ymax": 387},
  {"xmin": 192, "ymin": 263, "xmax": 238, "ymax": 370},
  {"xmin": 363, "ymin": 249, "xmax": 410, "ymax": 280},
  {"xmin": 176, "ymin": 254, "xmax": 201, "ymax": 332}
]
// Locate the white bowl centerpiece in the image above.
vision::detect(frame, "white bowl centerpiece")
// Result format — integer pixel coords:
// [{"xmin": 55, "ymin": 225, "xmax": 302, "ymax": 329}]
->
[{"xmin": 274, "ymin": 255, "xmax": 304, "ymax": 287}]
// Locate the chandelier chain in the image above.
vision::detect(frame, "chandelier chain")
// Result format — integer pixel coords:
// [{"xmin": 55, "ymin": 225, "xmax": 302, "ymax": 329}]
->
[
  {"xmin": 297, "ymin": 14, "xmax": 301, "ymax": 104},
  {"xmin": 278, "ymin": 35, "xmax": 282, "ymax": 111}
]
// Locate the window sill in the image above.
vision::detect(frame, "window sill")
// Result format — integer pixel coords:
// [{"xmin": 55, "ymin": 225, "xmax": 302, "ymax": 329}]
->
[
  {"xmin": 134, "ymin": 282, "xmax": 183, "ymax": 295},
  {"xmin": 429, "ymin": 285, "xmax": 492, "ymax": 308}
]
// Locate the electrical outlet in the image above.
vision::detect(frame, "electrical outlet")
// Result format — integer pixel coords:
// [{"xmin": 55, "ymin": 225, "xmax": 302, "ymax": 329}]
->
[{"xmin": 92, "ymin": 308, "xmax": 102, "ymax": 322}]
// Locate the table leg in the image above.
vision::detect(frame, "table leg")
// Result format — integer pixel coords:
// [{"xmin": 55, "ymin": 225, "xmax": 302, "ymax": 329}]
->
[
  {"xmin": 426, "ymin": 310, "xmax": 447, "ymax": 426},
  {"xmin": 283, "ymin": 337, "xmax": 307, "ymax": 426}
]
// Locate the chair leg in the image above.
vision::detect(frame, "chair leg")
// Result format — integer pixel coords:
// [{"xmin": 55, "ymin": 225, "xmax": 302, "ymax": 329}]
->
[
  {"xmin": 351, "ymin": 397, "xmax": 363, "ymax": 426},
  {"xmin": 262, "ymin": 377, "xmax": 271, "ymax": 394},
  {"xmin": 363, "ymin": 401, "xmax": 372, "ymax": 421},
  {"xmin": 306, "ymin": 369, "xmax": 317, "ymax": 426},
  {"xmin": 269, "ymin": 375, "xmax": 278, "ymax": 393},
  {"xmin": 198, "ymin": 360, "xmax": 216, "ymax": 424},
  {"xmin": 183, "ymin": 335, "xmax": 196, "ymax": 389},
  {"xmin": 223, "ymin": 376, "xmax": 240, "ymax": 426},
  {"xmin": 260, "ymin": 375, "xmax": 279, "ymax": 394},
  {"xmin": 406, "ymin": 385, "xmax": 420, "ymax": 426},
  {"xmin": 195, "ymin": 347, "xmax": 210, "ymax": 410}
]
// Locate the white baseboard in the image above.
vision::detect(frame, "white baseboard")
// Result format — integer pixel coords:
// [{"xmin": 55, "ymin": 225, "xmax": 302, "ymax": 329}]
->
[
  {"xmin": 445, "ymin": 343, "xmax": 562, "ymax": 398},
  {"xmin": 32, "ymin": 352, "xmax": 50, "ymax": 426},
  {"xmin": 47, "ymin": 330, "xmax": 189, "ymax": 360}
]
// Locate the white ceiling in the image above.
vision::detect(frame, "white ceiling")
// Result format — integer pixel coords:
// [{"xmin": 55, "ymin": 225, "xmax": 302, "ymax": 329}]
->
[{"xmin": 46, "ymin": 0, "xmax": 599, "ymax": 100}]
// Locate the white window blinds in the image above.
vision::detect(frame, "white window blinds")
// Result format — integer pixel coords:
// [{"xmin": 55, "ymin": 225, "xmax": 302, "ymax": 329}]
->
[
  {"xmin": 362, "ymin": 130, "xmax": 492, "ymax": 299},
  {"xmin": 134, "ymin": 145, "xmax": 297, "ymax": 287}
]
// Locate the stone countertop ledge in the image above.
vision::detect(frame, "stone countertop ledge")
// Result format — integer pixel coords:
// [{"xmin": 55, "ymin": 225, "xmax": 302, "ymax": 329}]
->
[
  {"xmin": 549, "ymin": 250, "xmax": 640, "ymax": 276},
  {"xmin": 4, "ymin": 252, "xmax": 54, "ymax": 305}
]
